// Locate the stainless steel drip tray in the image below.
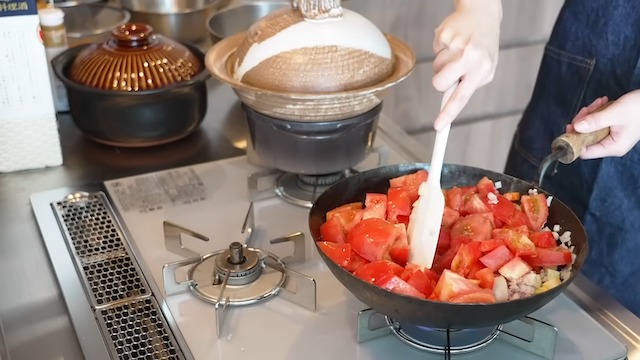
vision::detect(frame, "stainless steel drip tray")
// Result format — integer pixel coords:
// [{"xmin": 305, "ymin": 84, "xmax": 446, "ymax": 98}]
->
[{"xmin": 30, "ymin": 185, "xmax": 192, "ymax": 360}]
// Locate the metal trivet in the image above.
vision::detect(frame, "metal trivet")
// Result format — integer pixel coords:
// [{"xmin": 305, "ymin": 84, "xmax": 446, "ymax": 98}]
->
[
  {"xmin": 162, "ymin": 203, "xmax": 317, "ymax": 337},
  {"xmin": 357, "ymin": 308, "xmax": 558, "ymax": 360},
  {"xmin": 248, "ymin": 146, "xmax": 389, "ymax": 208}
]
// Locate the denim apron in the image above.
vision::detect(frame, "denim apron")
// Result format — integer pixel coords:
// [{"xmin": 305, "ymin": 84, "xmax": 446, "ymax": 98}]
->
[{"xmin": 504, "ymin": 0, "xmax": 640, "ymax": 316}]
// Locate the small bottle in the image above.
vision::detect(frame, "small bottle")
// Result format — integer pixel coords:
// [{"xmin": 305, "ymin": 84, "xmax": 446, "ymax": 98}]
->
[{"xmin": 39, "ymin": 7, "xmax": 69, "ymax": 112}]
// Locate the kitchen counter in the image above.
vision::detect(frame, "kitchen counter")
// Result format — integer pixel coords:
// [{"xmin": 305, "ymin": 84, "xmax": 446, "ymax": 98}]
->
[{"xmin": 2, "ymin": 77, "xmax": 640, "ymax": 359}]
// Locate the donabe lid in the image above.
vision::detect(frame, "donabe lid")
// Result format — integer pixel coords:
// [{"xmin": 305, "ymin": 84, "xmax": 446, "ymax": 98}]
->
[{"xmin": 69, "ymin": 23, "xmax": 202, "ymax": 91}]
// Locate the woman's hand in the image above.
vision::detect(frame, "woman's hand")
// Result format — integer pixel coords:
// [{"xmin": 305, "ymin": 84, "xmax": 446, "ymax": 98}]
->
[
  {"xmin": 569, "ymin": 91, "xmax": 640, "ymax": 159},
  {"xmin": 432, "ymin": 0, "xmax": 502, "ymax": 130}
]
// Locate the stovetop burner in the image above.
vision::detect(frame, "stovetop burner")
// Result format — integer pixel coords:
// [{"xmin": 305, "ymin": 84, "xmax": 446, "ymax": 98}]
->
[
  {"xmin": 249, "ymin": 146, "xmax": 388, "ymax": 208},
  {"xmin": 161, "ymin": 204, "xmax": 317, "ymax": 337},
  {"xmin": 213, "ymin": 241, "xmax": 262, "ymax": 286},
  {"xmin": 392, "ymin": 322, "xmax": 501, "ymax": 354},
  {"xmin": 274, "ymin": 170, "xmax": 353, "ymax": 207}
]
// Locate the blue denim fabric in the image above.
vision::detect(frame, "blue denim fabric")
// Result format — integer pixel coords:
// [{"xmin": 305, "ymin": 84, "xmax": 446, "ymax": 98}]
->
[{"xmin": 504, "ymin": 0, "xmax": 640, "ymax": 316}]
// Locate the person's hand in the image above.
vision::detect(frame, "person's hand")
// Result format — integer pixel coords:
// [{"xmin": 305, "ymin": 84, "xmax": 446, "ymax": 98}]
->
[
  {"xmin": 432, "ymin": 0, "xmax": 502, "ymax": 130},
  {"xmin": 568, "ymin": 91, "xmax": 640, "ymax": 159}
]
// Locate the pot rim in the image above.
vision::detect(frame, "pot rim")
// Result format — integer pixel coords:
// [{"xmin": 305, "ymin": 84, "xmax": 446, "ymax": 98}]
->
[{"xmin": 119, "ymin": 0, "xmax": 221, "ymax": 15}]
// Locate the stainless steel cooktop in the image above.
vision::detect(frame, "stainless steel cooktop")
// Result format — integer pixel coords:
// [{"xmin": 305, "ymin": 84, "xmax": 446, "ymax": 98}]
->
[{"xmin": 30, "ymin": 121, "xmax": 637, "ymax": 359}]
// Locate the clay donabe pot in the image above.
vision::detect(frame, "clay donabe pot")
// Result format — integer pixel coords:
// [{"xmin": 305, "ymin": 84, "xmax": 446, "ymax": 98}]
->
[
  {"xmin": 51, "ymin": 23, "xmax": 210, "ymax": 147},
  {"xmin": 243, "ymin": 102, "xmax": 381, "ymax": 175}
]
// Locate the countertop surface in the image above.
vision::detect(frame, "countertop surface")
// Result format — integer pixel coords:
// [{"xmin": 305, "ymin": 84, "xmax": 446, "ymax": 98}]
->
[{"xmin": 2, "ymin": 67, "xmax": 640, "ymax": 360}]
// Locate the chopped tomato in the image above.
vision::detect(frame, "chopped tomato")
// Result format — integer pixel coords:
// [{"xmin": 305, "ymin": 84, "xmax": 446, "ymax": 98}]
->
[
  {"xmin": 344, "ymin": 250, "xmax": 369, "ymax": 272},
  {"xmin": 362, "ymin": 193, "xmax": 387, "ymax": 220},
  {"xmin": 396, "ymin": 215, "xmax": 410, "ymax": 226},
  {"xmin": 327, "ymin": 202, "xmax": 362, "ymax": 220},
  {"xmin": 389, "ymin": 245, "xmax": 410, "ymax": 267},
  {"xmin": 328, "ymin": 207, "xmax": 363, "ymax": 233},
  {"xmin": 488, "ymin": 195, "xmax": 517, "ymax": 224},
  {"xmin": 505, "ymin": 209, "xmax": 529, "ymax": 228},
  {"xmin": 450, "ymin": 213, "xmax": 493, "ymax": 243},
  {"xmin": 479, "ymin": 238, "xmax": 505, "ymax": 253},
  {"xmin": 503, "ymin": 192, "xmax": 521, "ymax": 201},
  {"xmin": 347, "ymin": 218, "xmax": 398, "ymax": 262},
  {"xmin": 389, "ymin": 169, "xmax": 428, "ymax": 202},
  {"xmin": 464, "ymin": 193, "xmax": 491, "ymax": 214},
  {"xmin": 406, "ymin": 269, "xmax": 436, "ymax": 298},
  {"xmin": 353, "ymin": 260, "xmax": 404, "ymax": 283},
  {"xmin": 529, "ymin": 231, "xmax": 557, "ymax": 248},
  {"xmin": 317, "ymin": 174, "xmax": 576, "ymax": 305},
  {"xmin": 319, "ymin": 216, "xmax": 346, "ymax": 243},
  {"xmin": 498, "ymin": 256, "xmax": 533, "ymax": 281},
  {"xmin": 386, "ymin": 187, "xmax": 412, "ymax": 223},
  {"xmin": 479, "ymin": 244, "xmax": 514, "ymax": 272},
  {"xmin": 492, "ymin": 228, "xmax": 537, "ymax": 256},
  {"xmin": 449, "ymin": 289, "xmax": 496, "ymax": 303},
  {"xmin": 477, "ymin": 176, "xmax": 499, "ymax": 198},
  {"xmin": 317, "ymin": 241, "xmax": 352, "ymax": 268},
  {"xmin": 521, "ymin": 194, "xmax": 549, "ymax": 231},
  {"xmin": 450, "ymin": 241, "xmax": 482, "ymax": 277},
  {"xmin": 401, "ymin": 263, "xmax": 439, "ymax": 283},
  {"xmin": 435, "ymin": 228, "xmax": 452, "ymax": 255},
  {"xmin": 441, "ymin": 206, "xmax": 460, "ymax": 228},
  {"xmin": 432, "ymin": 269, "xmax": 487, "ymax": 302},
  {"xmin": 473, "ymin": 267, "xmax": 495, "ymax": 289},
  {"xmin": 374, "ymin": 274, "xmax": 426, "ymax": 298},
  {"xmin": 431, "ymin": 235, "xmax": 470, "ymax": 274},
  {"xmin": 521, "ymin": 246, "xmax": 573, "ymax": 267},
  {"xmin": 445, "ymin": 187, "xmax": 464, "ymax": 212}
]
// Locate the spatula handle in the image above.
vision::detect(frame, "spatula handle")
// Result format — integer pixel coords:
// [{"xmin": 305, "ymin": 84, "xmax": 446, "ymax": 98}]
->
[
  {"xmin": 428, "ymin": 85, "xmax": 457, "ymax": 184},
  {"xmin": 551, "ymin": 101, "xmax": 612, "ymax": 164}
]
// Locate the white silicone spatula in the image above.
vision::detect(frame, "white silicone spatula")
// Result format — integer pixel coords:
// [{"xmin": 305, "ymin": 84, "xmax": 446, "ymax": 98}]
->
[{"xmin": 407, "ymin": 84, "xmax": 457, "ymax": 269}]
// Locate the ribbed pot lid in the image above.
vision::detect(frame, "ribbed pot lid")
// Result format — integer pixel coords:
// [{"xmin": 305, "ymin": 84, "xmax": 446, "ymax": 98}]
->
[{"xmin": 69, "ymin": 22, "xmax": 202, "ymax": 91}]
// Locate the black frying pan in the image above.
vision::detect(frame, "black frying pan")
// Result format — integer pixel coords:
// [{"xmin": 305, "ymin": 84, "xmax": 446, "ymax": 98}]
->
[{"xmin": 309, "ymin": 163, "xmax": 588, "ymax": 329}]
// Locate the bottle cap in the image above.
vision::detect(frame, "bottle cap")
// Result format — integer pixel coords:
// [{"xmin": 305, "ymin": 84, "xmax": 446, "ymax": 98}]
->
[{"xmin": 38, "ymin": 7, "xmax": 65, "ymax": 27}]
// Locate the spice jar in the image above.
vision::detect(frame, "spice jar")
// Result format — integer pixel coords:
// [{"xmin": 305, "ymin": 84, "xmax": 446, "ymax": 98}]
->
[{"xmin": 39, "ymin": 7, "xmax": 69, "ymax": 112}]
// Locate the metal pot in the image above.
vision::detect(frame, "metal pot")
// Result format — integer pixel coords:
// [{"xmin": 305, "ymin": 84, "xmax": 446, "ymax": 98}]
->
[
  {"xmin": 51, "ymin": 44, "xmax": 210, "ymax": 147},
  {"xmin": 309, "ymin": 163, "xmax": 588, "ymax": 329},
  {"xmin": 206, "ymin": 1, "xmax": 288, "ymax": 44},
  {"xmin": 60, "ymin": 3, "xmax": 130, "ymax": 47},
  {"xmin": 115, "ymin": 0, "xmax": 223, "ymax": 43},
  {"xmin": 243, "ymin": 102, "xmax": 381, "ymax": 175}
]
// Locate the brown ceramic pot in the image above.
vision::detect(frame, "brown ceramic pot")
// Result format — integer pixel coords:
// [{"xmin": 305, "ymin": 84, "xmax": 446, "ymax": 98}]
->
[{"xmin": 52, "ymin": 23, "xmax": 210, "ymax": 147}]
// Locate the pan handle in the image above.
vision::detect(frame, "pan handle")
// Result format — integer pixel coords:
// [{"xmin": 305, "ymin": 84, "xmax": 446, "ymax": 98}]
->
[
  {"xmin": 551, "ymin": 127, "xmax": 610, "ymax": 163},
  {"xmin": 551, "ymin": 101, "xmax": 612, "ymax": 164}
]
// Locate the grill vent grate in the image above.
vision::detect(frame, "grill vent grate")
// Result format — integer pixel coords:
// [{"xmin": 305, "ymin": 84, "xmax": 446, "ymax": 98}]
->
[{"xmin": 53, "ymin": 192, "xmax": 185, "ymax": 360}]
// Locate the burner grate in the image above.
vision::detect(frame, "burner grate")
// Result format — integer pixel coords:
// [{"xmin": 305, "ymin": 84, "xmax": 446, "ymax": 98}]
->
[{"xmin": 53, "ymin": 191, "xmax": 185, "ymax": 360}]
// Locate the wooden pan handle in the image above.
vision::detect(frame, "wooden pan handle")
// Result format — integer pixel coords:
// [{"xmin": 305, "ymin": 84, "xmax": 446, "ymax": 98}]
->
[
  {"xmin": 551, "ymin": 102, "xmax": 612, "ymax": 164},
  {"xmin": 551, "ymin": 128, "xmax": 610, "ymax": 163}
]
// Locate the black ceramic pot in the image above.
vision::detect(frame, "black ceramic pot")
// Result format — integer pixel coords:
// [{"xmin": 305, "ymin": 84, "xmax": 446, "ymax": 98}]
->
[
  {"xmin": 51, "ymin": 43, "xmax": 210, "ymax": 147},
  {"xmin": 243, "ymin": 102, "xmax": 381, "ymax": 175}
]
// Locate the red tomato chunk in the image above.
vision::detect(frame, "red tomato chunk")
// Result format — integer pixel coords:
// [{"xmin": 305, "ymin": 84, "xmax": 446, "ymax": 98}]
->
[{"xmin": 317, "ymin": 171, "xmax": 573, "ymax": 304}]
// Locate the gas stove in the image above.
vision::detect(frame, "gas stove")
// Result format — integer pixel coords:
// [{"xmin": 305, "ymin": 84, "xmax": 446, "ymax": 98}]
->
[{"xmin": 30, "ymin": 124, "xmax": 629, "ymax": 360}]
